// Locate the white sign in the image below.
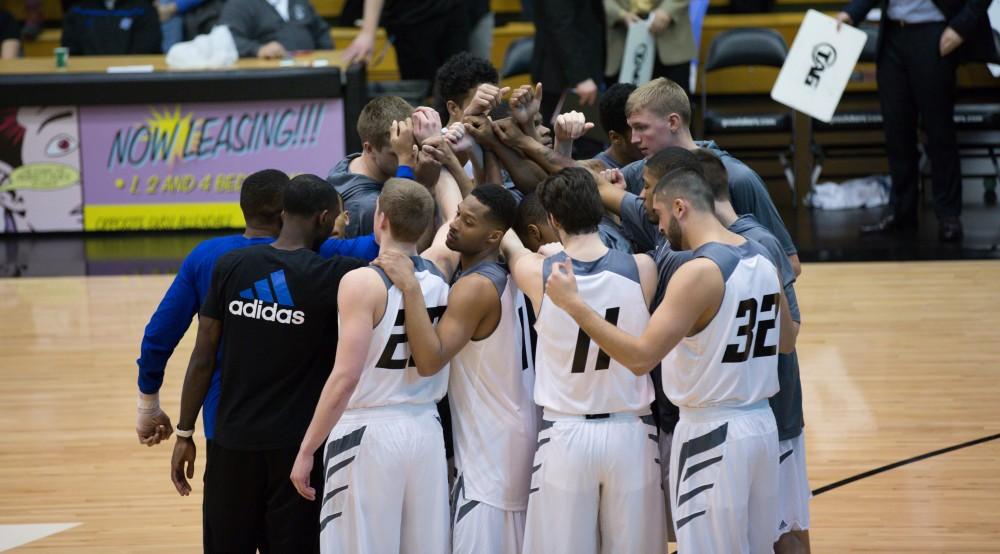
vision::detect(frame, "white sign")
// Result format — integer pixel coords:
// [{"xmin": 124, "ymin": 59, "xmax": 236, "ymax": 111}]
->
[
  {"xmin": 619, "ymin": 17, "xmax": 656, "ymax": 86},
  {"xmin": 771, "ymin": 10, "xmax": 868, "ymax": 122}
]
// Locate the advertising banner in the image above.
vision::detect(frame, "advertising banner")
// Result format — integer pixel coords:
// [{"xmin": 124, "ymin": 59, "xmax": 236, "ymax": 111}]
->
[{"xmin": 78, "ymin": 98, "xmax": 344, "ymax": 231}]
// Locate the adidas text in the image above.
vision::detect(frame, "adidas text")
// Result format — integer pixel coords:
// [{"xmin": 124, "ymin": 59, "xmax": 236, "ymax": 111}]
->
[{"xmin": 228, "ymin": 299, "xmax": 305, "ymax": 325}]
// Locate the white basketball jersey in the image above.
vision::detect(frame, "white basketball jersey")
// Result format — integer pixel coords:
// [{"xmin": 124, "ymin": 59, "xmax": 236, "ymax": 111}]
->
[
  {"xmin": 347, "ymin": 257, "xmax": 450, "ymax": 409},
  {"xmin": 534, "ymin": 250, "xmax": 655, "ymax": 414},
  {"xmin": 449, "ymin": 261, "xmax": 539, "ymax": 511},
  {"xmin": 662, "ymin": 241, "xmax": 782, "ymax": 408}
]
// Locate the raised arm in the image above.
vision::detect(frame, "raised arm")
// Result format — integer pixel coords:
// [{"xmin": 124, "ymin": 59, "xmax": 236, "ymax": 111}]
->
[
  {"xmin": 374, "ymin": 252, "xmax": 496, "ymax": 375},
  {"xmin": 465, "ymin": 115, "xmax": 548, "ymax": 194},
  {"xmin": 492, "ymin": 117, "xmax": 575, "ymax": 176},
  {"xmin": 170, "ymin": 315, "xmax": 221, "ymax": 496},
  {"xmin": 501, "ymin": 230, "xmax": 545, "ymax": 311},
  {"xmin": 546, "ymin": 259, "xmax": 722, "ymax": 374},
  {"xmin": 289, "ymin": 269, "xmax": 378, "ymax": 501}
]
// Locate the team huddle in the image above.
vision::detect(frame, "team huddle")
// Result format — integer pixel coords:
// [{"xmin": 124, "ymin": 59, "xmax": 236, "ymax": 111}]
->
[{"xmin": 135, "ymin": 53, "xmax": 809, "ymax": 554}]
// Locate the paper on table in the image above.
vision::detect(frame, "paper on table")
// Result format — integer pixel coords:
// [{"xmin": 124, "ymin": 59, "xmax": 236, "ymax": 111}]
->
[
  {"xmin": 771, "ymin": 10, "xmax": 868, "ymax": 123},
  {"xmin": 106, "ymin": 65, "xmax": 155, "ymax": 73}
]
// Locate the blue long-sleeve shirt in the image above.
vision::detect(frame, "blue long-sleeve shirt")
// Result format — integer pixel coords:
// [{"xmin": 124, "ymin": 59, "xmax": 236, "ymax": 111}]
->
[{"xmin": 136, "ymin": 233, "xmax": 379, "ymax": 439}]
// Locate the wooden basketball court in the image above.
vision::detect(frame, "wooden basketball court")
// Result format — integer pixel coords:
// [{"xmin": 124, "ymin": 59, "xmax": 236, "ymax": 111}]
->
[{"xmin": 0, "ymin": 260, "xmax": 997, "ymax": 551}]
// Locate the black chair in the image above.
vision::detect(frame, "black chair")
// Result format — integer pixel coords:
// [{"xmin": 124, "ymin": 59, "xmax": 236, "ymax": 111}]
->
[{"xmin": 700, "ymin": 28, "xmax": 797, "ymax": 205}]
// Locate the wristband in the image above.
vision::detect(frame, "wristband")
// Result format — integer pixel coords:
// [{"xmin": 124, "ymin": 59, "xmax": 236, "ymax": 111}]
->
[
  {"xmin": 137, "ymin": 392, "xmax": 159, "ymax": 413},
  {"xmin": 395, "ymin": 165, "xmax": 415, "ymax": 180},
  {"xmin": 175, "ymin": 428, "xmax": 194, "ymax": 438}
]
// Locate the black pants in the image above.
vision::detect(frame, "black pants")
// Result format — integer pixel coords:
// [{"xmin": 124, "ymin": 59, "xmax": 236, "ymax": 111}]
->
[
  {"xmin": 203, "ymin": 442, "xmax": 324, "ymax": 554},
  {"xmin": 877, "ymin": 20, "xmax": 962, "ymax": 221},
  {"xmin": 652, "ymin": 58, "xmax": 690, "ymax": 91},
  {"xmin": 387, "ymin": 8, "xmax": 469, "ymax": 83}
]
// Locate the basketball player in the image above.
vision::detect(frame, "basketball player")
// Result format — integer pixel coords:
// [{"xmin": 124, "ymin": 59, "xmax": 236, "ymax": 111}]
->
[
  {"xmin": 290, "ymin": 178, "xmax": 451, "ymax": 554},
  {"xmin": 697, "ymin": 149, "xmax": 810, "ymax": 553},
  {"xmin": 545, "ymin": 168, "xmax": 796, "ymax": 553},
  {"xmin": 374, "ymin": 183, "xmax": 537, "ymax": 554},
  {"xmin": 502, "ymin": 167, "xmax": 665, "ymax": 554}
]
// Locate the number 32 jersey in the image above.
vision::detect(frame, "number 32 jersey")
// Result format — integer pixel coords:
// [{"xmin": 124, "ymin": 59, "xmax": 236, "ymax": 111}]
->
[
  {"xmin": 662, "ymin": 240, "xmax": 781, "ymax": 409},
  {"xmin": 347, "ymin": 257, "xmax": 450, "ymax": 410},
  {"xmin": 534, "ymin": 250, "xmax": 654, "ymax": 415}
]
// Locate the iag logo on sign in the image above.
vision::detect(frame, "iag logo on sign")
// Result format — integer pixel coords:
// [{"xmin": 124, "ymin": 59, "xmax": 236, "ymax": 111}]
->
[{"xmin": 804, "ymin": 43, "xmax": 838, "ymax": 88}]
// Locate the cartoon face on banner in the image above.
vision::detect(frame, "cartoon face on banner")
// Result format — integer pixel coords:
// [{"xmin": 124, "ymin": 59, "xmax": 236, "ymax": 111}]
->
[{"xmin": 0, "ymin": 106, "xmax": 84, "ymax": 233}]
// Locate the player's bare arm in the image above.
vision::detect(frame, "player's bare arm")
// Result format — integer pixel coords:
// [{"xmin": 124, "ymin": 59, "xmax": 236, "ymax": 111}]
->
[
  {"xmin": 289, "ymin": 268, "xmax": 382, "ymax": 501},
  {"xmin": 501, "ymin": 229, "xmax": 545, "ymax": 312},
  {"xmin": 374, "ymin": 251, "xmax": 499, "ymax": 376},
  {"xmin": 547, "ymin": 258, "xmax": 724, "ymax": 375},
  {"xmin": 417, "ymin": 167, "xmax": 463, "ymax": 280},
  {"xmin": 465, "ymin": 114, "xmax": 547, "ymax": 195},
  {"xmin": 170, "ymin": 315, "xmax": 221, "ymax": 496},
  {"xmin": 493, "ymin": 119, "xmax": 576, "ymax": 176}
]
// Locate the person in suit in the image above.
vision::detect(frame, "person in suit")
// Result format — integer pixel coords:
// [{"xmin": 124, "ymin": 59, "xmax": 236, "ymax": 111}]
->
[
  {"xmin": 837, "ymin": 0, "xmax": 998, "ymax": 242},
  {"xmin": 603, "ymin": 0, "xmax": 695, "ymax": 89},
  {"xmin": 531, "ymin": 0, "xmax": 606, "ymax": 122},
  {"xmin": 219, "ymin": 0, "xmax": 332, "ymax": 58}
]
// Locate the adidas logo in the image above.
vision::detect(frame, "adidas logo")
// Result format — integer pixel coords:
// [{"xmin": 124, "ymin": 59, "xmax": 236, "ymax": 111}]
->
[{"xmin": 228, "ymin": 269, "xmax": 306, "ymax": 325}]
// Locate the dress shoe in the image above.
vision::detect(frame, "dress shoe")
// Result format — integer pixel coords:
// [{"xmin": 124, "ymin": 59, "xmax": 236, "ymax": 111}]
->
[
  {"xmin": 860, "ymin": 214, "xmax": 917, "ymax": 235},
  {"xmin": 938, "ymin": 218, "xmax": 963, "ymax": 242}
]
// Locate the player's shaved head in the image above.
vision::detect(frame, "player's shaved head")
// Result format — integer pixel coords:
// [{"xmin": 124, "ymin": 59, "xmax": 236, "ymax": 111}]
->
[
  {"xmin": 284, "ymin": 173, "xmax": 340, "ymax": 217},
  {"xmin": 240, "ymin": 169, "xmax": 288, "ymax": 227},
  {"xmin": 653, "ymin": 169, "xmax": 715, "ymax": 213},
  {"xmin": 645, "ymin": 147, "xmax": 700, "ymax": 181},
  {"xmin": 695, "ymin": 149, "xmax": 730, "ymax": 201},
  {"xmin": 470, "ymin": 184, "xmax": 517, "ymax": 231},
  {"xmin": 377, "ymin": 178, "xmax": 434, "ymax": 243}
]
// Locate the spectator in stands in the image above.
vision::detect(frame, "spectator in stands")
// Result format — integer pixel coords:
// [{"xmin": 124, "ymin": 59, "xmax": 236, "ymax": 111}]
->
[
  {"xmin": 531, "ymin": 0, "xmax": 606, "ymax": 122},
  {"xmin": 0, "ymin": 9, "xmax": 19, "ymax": 59},
  {"xmin": 838, "ymin": 0, "xmax": 998, "ymax": 242},
  {"xmin": 219, "ymin": 0, "xmax": 332, "ymax": 59},
  {"xmin": 155, "ymin": 0, "xmax": 204, "ymax": 52},
  {"xmin": 604, "ymin": 0, "xmax": 696, "ymax": 89},
  {"xmin": 61, "ymin": 0, "xmax": 162, "ymax": 55},
  {"xmin": 593, "ymin": 82, "xmax": 644, "ymax": 169},
  {"xmin": 342, "ymin": 0, "xmax": 468, "ymax": 84}
]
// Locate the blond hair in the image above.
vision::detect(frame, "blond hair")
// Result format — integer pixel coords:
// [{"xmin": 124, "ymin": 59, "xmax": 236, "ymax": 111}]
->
[
  {"xmin": 625, "ymin": 77, "xmax": 691, "ymax": 125},
  {"xmin": 377, "ymin": 178, "xmax": 434, "ymax": 242}
]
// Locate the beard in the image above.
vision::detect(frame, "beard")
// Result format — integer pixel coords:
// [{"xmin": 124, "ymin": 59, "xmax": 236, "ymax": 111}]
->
[{"xmin": 666, "ymin": 216, "xmax": 684, "ymax": 251}]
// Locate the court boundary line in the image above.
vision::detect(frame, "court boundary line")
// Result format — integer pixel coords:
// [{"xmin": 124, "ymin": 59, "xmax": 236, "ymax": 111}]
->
[{"xmin": 812, "ymin": 432, "xmax": 1000, "ymax": 496}]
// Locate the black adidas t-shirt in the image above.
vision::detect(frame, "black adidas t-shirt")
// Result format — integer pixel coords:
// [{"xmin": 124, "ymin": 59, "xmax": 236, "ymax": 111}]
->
[{"xmin": 201, "ymin": 244, "xmax": 365, "ymax": 450}]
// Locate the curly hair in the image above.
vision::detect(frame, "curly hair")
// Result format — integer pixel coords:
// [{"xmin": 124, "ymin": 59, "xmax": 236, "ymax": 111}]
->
[{"xmin": 435, "ymin": 52, "xmax": 499, "ymax": 112}]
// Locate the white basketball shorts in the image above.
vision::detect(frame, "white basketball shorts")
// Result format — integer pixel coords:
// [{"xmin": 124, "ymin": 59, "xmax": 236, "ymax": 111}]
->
[
  {"xmin": 319, "ymin": 402, "xmax": 449, "ymax": 554},
  {"xmin": 451, "ymin": 477, "xmax": 526, "ymax": 554},
  {"xmin": 777, "ymin": 433, "xmax": 811, "ymax": 534},
  {"xmin": 523, "ymin": 410, "xmax": 665, "ymax": 554},
  {"xmin": 669, "ymin": 401, "xmax": 780, "ymax": 554}
]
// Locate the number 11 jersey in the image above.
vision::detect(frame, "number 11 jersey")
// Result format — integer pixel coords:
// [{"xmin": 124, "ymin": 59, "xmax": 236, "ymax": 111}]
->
[
  {"xmin": 346, "ymin": 257, "xmax": 451, "ymax": 410},
  {"xmin": 662, "ymin": 240, "xmax": 781, "ymax": 409},
  {"xmin": 535, "ymin": 250, "xmax": 654, "ymax": 415}
]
